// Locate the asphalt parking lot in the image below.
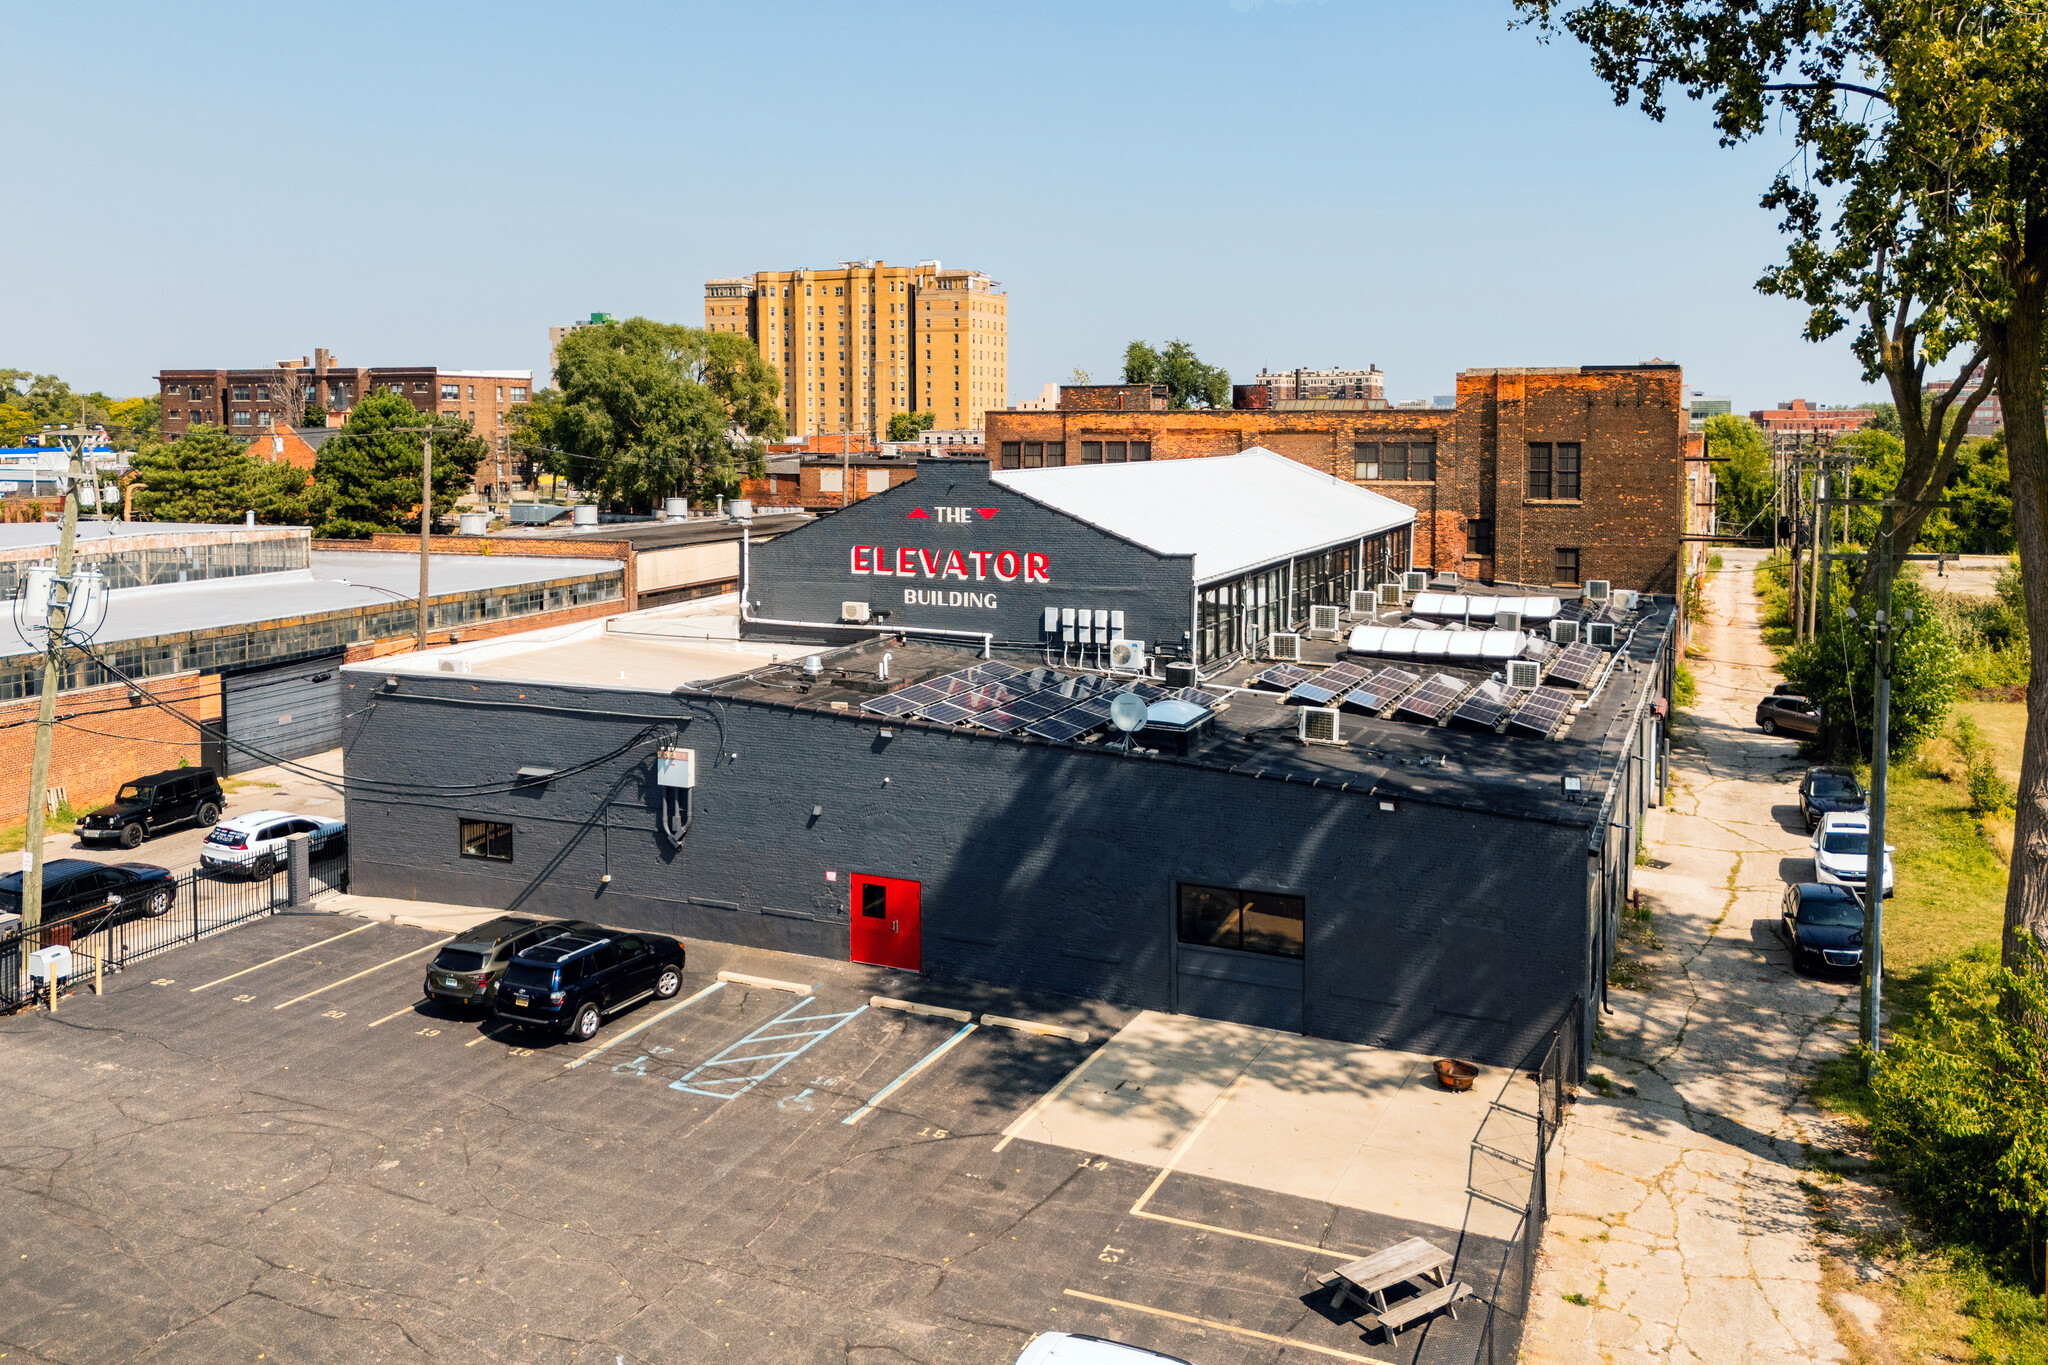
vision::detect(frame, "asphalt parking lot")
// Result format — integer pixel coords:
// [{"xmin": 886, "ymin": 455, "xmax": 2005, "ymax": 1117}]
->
[{"xmin": 4, "ymin": 915, "xmax": 1506, "ymax": 1364}]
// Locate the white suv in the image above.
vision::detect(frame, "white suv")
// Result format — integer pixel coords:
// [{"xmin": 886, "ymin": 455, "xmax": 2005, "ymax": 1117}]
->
[
  {"xmin": 201, "ymin": 809, "xmax": 346, "ymax": 878},
  {"xmin": 1015, "ymin": 1335, "xmax": 1195, "ymax": 1364},
  {"xmin": 1811, "ymin": 811, "xmax": 1894, "ymax": 898}
]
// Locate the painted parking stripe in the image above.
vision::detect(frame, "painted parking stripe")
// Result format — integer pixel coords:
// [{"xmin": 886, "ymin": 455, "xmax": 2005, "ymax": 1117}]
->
[
  {"xmin": 272, "ymin": 938, "xmax": 453, "ymax": 1010},
  {"xmin": 565, "ymin": 980, "xmax": 726, "ymax": 1069},
  {"xmin": 994, "ymin": 1043, "xmax": 1107, "ymax": 1153},
  {"xmin": 188, "ymin": 922, "xmax": 377, "ymax": 992},
  {"xmin": 1061, "ymin": 1290, "xmax": 1379, "ymax": 1363},
  {"xmin": 842, "ymin": 1021, "xmax": 978, "ymax": 1125},
  {"xmin": 368, "ymin": 999, "xmax": 429, "ymax": 1029},
  {"xmin": 669, "ymin": 996, "xmax": 866, "ymax": 1100}
]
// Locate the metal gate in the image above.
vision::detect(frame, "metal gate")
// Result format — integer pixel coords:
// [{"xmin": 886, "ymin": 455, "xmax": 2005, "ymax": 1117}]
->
[{"xmin": 219, "ymin": 654, "xmax": 347, "ymax": 774}]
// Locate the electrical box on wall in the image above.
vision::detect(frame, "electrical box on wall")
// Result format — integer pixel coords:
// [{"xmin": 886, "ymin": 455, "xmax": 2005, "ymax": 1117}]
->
[{"xmin": 657, "ymin": 747, "xmax": 697, "ymax": 788}]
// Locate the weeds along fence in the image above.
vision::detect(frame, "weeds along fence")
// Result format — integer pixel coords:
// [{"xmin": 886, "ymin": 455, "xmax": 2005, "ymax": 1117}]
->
[
  {"xmin": 1469, "ymin": 1001, "xmax": 1583, "ymax": 1365},
  {"xmin": 0, "ymin": 846, "xmax": 348, "ymax": 1010}
]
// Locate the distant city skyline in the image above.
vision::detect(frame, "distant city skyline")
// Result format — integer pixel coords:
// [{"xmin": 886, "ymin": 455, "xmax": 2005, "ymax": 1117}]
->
[{"xmin": 4, "ymin": 3, "xmax": 1895, "ymax": 417}]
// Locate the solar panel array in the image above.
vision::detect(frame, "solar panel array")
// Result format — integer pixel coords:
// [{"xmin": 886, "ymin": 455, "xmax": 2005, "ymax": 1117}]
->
[
  {"xmin": 1341, "ymin": 666, "xmax": 1419, "ymax": 712},
  {"xmin": 1248, "ymin": 663, "xmax": 1311, "ymax": 692},
  {"xmin": 1546, "ymin": 642, "xmax": 1604, "ymax": 688},
  {"xmin": 1508, "ymin": 686, "xmax": 1574, "ymax": 736},
  {"xmin": 1452, "ymin": 679, "xmax": 1511, "ymax": 729},
  {"xmin": 1283, "ymin": 661, "xmax": 1372, "ymax": 707},
  {"xmin": 1395, "ymin": 673, "xmax": 1467, "ymax": 722}
]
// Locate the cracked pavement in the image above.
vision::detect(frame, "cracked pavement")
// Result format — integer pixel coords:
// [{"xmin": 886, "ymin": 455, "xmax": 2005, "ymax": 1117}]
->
[{"xmin": 1523, "ymin": 549, "xmax": 1851, "ymax": 1364}]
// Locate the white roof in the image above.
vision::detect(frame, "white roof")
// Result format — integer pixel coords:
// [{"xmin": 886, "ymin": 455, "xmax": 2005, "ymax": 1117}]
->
[{"xmin": 991, "ymin": 447, "xmax": 1415, "ymax": 583}]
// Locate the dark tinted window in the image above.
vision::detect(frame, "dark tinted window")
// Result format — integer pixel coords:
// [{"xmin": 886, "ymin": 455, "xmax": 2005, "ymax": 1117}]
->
[
  {"xmin": 1797, "ymin": 897, "xmax": 1864, "ymax": 927},
  {"xmin": 1811, "ymin": 773, "xmax": 1860, "ymax": 796},
  {"xmin": 118, "ymin": 783, "xmax": 154, "ymax": 803},
  {"xmin": 861, "ymin": 884, "xmax": 887, "ymax": 918},
  {"xmin": 504, "ymin": 962, "xmax": 557, "ymax": 991},
  {"xmin": 1822, "ymin": 831, "xmax": 1870, "ymax": 855},
  {"xmin": 434, "ymin": 949, "xmax": 487, "ymax": 972},
  {"xmin": 460, "ymin": 820, "xmax": 513, "ymax": 861},
  {"xmin": 615, "ymin": 936, "xmax": 644, "ymax": 959},
  {"xmin": 1177, "ymin": 882, "xmax": 1304, "ymax": 959}
]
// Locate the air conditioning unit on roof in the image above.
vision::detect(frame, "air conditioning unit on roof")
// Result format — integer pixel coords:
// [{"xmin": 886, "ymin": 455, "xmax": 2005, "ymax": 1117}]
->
[
  {"xmin": 840, "ymin": 600, "xmax": 872, "ymax": 623},
  {"xmin": 1549, "ymin": 619, "xmax": 1579, "ymax": 645},
  {"xmin": 1349, "ymin": 589, "xmax": 1377, "ymax": 615},
  {"xmin": 1377, "ymin": 582, "xmax": 1403, "ymax": 607},
  {"xmin": 1583, "ymin": 579, "xmax": 1611, "ymax": 603},
  {"xmin": 1506, "ymin": 659, "xmax": 1541, "ymax": 689},
  {"xmin": 1298, "ymin": 706, "xmax": 1342, "ymax": 745},
  {"xmin": 1265, "ymin": 631, "xmax": 1303, "ymax": 662},
  {"xmin": 1109, "ymin": 639, "xmax": 1148, "ymax": 674},
  {"xmin": 1402, "ymin": 570, "xmax": 1430, "ymax": 593},
  {"xmin": 1495, "ymin": 609, "xmax": 1523, "ymax": 635},
  {"xmin": 1613, "ymin": 588, "xmax": 1640, "ymax": 612},
  {"xmin": 1308, "ymin": 604, "xmax": 1342, "ymax": 638},
  {"xmin": 1587, "ymin": 622, "xmax": 1617, "ymax": 648}
]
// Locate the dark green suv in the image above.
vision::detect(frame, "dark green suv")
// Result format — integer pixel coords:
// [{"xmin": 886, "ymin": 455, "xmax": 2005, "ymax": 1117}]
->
[{"xmin": 423, "ymin": 916, "xmax": 597, "ymax": 1011}]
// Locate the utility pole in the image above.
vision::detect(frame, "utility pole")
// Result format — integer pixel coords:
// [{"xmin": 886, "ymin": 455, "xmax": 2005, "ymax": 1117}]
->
[
  {"xmin": 21, "ymin": 427, "xmax": 94, "ymax": 940},
  {"xmin": 418, "ymin": 426, "xmax": 433, "ymax": 650}
]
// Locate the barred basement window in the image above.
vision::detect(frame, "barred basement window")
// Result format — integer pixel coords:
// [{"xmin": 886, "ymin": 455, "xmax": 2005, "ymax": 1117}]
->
[
  {"xmin": 1129, "ymin": 441, "xmax": 1151, "ymax": 461},
  {"xmin": 1177, "ymin": 882, "xmax": 1304, "ymax": 959},
  {"xmin": 459, "ymin": 819, "xmax": 513, "ymax": 862}
]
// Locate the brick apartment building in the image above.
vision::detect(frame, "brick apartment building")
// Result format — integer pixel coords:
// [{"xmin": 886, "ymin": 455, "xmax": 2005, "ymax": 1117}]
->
[
  {"xmin": 157, "ymin": 349, "xmax": 530, "ymax": 492},
  {"xmin": 984, "ymin": 364, "xmax": 1689, "ymax": 593},
  {"xmin": 704, "ymin": 259, "xmax": 1006, "ymax": 442},
  {"xmin": 1748, "ymin": 398, "xmax": 1875, "ymax": 437}
]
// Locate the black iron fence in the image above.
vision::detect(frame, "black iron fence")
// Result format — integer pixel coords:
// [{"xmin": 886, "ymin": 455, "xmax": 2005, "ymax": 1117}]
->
[
  {"xmin": 1, "ymin": 846, "xmax": 347, "ymax": 1010},
  {"xmin": 1472, "ymin": 1000, "xmax": 1582, "ymax": 1365}
]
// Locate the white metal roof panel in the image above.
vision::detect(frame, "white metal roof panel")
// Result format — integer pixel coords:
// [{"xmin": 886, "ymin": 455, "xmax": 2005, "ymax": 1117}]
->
[{"xmin": 992, "ymin": 447, "xmax": 1416, "ymax": 584}]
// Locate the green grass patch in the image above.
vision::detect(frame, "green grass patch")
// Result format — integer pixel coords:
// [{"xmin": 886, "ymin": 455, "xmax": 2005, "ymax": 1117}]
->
[{"xmin": 1674, "ymin": 661, "xmax": 1698, "ymax": 709}]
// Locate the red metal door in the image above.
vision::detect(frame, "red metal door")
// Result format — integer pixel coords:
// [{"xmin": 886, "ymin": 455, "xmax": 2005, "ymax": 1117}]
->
[{"xmin": 849, "ymin": 874, "xmax": 921, "ymax": 971}]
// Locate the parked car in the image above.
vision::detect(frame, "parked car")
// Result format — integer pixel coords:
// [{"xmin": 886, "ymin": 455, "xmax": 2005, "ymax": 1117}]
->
[
  {"xmin": 494, "ymin": 929, "xmax": 686, "ymax": 1040},
  {"xmin": 200, "ymin": 810, "xmax": 346, "ymax": 878},
  {"xmin": 423, "ymin": 916, "xmax": 597, "ymax": 1011},
  {"xmin": 1779, "ymin": 882, "xmax": 1865, "ymax": 974},
  {"xmin": 76, "ymin": 768, "xmax": 224, "ymax": 849},
  {"xmin": 0, "ymin": 858, "xmax": 176, "ymax": 933},
  {"xmin": 1811, "ymin": 811, "xmax": 1895, "ymax": 897},
  {"xmin": 1015, "ymin": 1335, "xmax": 1197, "ymax": 1364},
  {"xmin": 1756, "ymin": 694, "xmax": 1823, "ymax": 737},
  {"xmin": 1798, "ymin": 766, "xmax": 1867, "ymax": 831}
]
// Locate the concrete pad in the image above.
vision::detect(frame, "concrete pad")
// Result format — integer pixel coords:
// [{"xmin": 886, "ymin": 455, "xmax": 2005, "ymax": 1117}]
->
[{"xmin": 324, "ymin": 892, "xmax": 507, "ymax": 935}]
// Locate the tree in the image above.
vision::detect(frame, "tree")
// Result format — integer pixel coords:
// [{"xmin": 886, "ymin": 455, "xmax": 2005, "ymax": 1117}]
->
[
  {"xmin": 103, "ymin": 396, "xmax": 159, "ymax": 450},
  {"xmin": 1781, "ymin": 570, "xmax": 1960, "ymax": 759},
  {"xmin": 548, "ymin": 317, "xmax": 782, "ymax": 510},
  {"xmin": 1069, "ymin": 367, "xmax": 1093, "ymax": 385},
  {"xmin": 312, "ymin": 391, "xmax": 482, "ymax": 539},
  {"xmin": 888, "ymin": 410, "xmax": 936, "ymax": 442},
  {"xmin": 1704, "ymin": 414, "xmax": 1773, "ymax": 537},
  {"xmin": 1509, "ymin": 0, "xmax": 2048, "ymax": 972},
  {"xmin": 1124, "ymin": 338, "xmax": 1229, "ymax": 410},
  {"xmin": 129, "ymin": 427, "xmax": 320, "ymax": 525}
]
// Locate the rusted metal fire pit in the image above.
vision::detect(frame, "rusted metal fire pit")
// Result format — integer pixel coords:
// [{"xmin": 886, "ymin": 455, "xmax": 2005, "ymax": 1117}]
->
[{"xmin": 1434, "ymin": 1058, "xmax": 1479, "ymax": 1092}]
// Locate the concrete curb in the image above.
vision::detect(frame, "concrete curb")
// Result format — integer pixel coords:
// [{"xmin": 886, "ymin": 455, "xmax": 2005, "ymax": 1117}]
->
[
  {"xmin": 717, "ymin": 969, "xmax": 812, "ymax": 994},
  {"xmin": 869, "ymin": 995, "xmax": 974, "ymax": 1022},
  {"xmin": 980, "ymin": 1013, "xmax": 1090, "ymax": 1043}
]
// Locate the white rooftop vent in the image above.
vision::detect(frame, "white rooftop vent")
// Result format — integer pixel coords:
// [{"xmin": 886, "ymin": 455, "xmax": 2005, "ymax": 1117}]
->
[
  {"xmin": 1506, "ymin": 659, "xmax": 1541, "ymax": 690},
  {"xmin": 1549, "ymin": 619, "xmax": 1580, "ymax": 645},
  {"xmin": 1308, "ymin": 604, "xmax": 1342, "ymax": 638},
  {"xmin": 840, "ymin": 601, "xmax": 872, "ymax": 623},
  {"xmin": 1265, "ymin": 631, "xmax": 1303, "ymax": 662},
  {"xmin": 1297, "ymin": 706, "xmax": 1342, "ymax": 745},
  {"xmin": 1587, "ymin": 621, "xmax": 1617, "ymax": 648},
  {"xmin": 1583, "ymin": 579, "xmax": 1611, "ymax": 603}
]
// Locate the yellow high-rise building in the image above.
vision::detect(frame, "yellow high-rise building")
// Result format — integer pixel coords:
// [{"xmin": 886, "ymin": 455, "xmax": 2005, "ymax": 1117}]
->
[{"xmin": 704, "ymin": 259, "xmax": 1005, "ymax": 439}]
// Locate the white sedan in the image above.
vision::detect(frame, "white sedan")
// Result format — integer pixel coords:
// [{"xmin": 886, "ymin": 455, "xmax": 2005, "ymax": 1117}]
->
[{"xmin": 200, "ymin": 809, "xmax": 347, "ymax": 878}]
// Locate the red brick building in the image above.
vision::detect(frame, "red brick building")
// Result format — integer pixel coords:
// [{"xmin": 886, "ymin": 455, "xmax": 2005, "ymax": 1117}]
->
[
  {"xmin": 984, "ymin": 364, "xmax": 1688, "ymax": 593},
  {"xmin": 1748, "ymin": 398, "xmax": 1875, "ymax": 437}
]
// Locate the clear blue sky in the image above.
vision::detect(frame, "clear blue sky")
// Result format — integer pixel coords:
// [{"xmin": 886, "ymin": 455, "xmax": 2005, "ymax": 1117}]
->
[{"xmin": 4, "ymin": 1, "xmax": 1894, "ymax": 413}]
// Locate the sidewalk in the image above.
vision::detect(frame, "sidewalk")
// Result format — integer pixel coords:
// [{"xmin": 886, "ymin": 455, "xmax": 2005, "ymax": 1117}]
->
[
  {"xmin": 323, "ymin": 893, "xmax": 505, "ymax": 935},
  {"xmin": 1524, "ymin": 550, "xmax": 1852, "ymax": 1363}
]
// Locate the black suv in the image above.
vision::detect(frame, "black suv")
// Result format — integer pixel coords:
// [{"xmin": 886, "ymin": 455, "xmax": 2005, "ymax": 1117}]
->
[
  {"xmin": 495, "ymin": 929, "xmax": 686, "ymax": 1040},
  {"xmin": 77, "ymin": 769, "xmax": 225, "ymax": 849},
  {"xmin": 423, "ymin": 916, "xmax": 600, "ymax": 1011},
  {"xmin": 0, "ymin": 859, "xmax": 177, "ymax": 933},
  {"xmin": 1798, "ymin": 765, "xmax": 1867, "ymax": 831}
]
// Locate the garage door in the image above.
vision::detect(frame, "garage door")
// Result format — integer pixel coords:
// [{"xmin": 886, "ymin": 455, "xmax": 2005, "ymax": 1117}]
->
[{"xmin": 220, "ymin": 654, "xmax": 347, "ymax": 775}]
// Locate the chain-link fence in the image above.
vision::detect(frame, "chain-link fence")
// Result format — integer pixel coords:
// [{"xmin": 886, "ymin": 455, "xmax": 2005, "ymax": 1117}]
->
[{"xmin": 1, "ymin": 845, "xmax": 348, "ymax": 1010}]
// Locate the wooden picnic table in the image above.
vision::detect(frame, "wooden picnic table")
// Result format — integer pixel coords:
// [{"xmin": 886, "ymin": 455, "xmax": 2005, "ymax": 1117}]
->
[{"xmin": 1320, "ymin": 1236, "xmax": 1454, "ymax": 1317}]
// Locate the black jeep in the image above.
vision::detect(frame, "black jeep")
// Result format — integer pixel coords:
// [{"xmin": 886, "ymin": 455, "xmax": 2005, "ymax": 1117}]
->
[{"xmin": 76, "ymin": 769, "xmax": 225, "ymax": 849}]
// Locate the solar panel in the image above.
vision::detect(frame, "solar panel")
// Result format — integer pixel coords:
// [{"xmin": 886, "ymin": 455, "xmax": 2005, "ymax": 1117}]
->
[
  {"xmin": 1547, "ymin": 643, "xmax": 1604, "ymax": 688},
  {"xmin": 858, "ymin": 692, "xmax": 926, "ymax": 718},
  {"xmin": 969, "ymin": 660, "xmax": 1028, "ymax": 684},
  {"xmin": 1319, "ymin": 661, "xmax": 1371, "ymax": 688},
  {"xmin": 920, "ymin": 701, "xmax": 979, "ymax": 725},
  {"xmin": 1452, "ymin": 680, "xmax": 1511, "ymax": 729},
  {"xmin": 1395, "ymin": 673, "xmax": 1466, "ymax": 722},
  {"xmin": 1023, "ymin": 711, "xmax": 1103, "ymax": 743},
  {"xmin": 1249, "ymin": 664, "xmax": 1311, "ymax": 691},
  {"xmin": 1341, "ymin": 666, "xmax": 1419, "ymax": 712},
  {"xmin": 1508, "ymin": 686, "xmax": 1573, "ymax": 735},
  {"xmin": 1286, "ymin": 682, "xmax": 1341, "ymax": 706},
  {"xmin": 1168, "ymin": 686, "xmax": 1222, "ymax": 708}
]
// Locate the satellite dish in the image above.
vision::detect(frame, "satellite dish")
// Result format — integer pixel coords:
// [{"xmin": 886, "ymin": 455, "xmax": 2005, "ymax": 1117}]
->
[{"xmin": 1110, "ymin": 691, "xmax": 1149, "ymax": 734}]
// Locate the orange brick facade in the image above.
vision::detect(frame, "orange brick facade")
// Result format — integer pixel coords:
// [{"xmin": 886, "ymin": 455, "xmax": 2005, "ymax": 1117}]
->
[
  {"xmin": 0, "ymin": 672, "xmax": 222, "ymax": 825},
  {"xmin": 985, "ymin": 365, "xmax": 1687, "ymax": 593}
]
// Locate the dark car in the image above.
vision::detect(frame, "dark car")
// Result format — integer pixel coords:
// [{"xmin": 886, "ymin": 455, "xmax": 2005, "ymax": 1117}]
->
[
  {"xmin": 423, "ymin": 916, "xmax": 598, "ymax": 1011},
  {"xmin": 1799, "ymin": 766, "xmax": 1867, "ymax": 831},
  {"xmin": 0, "ymin": 858, "xmax": 176, "ymax": 934},
  {"xmin": 494, "ymin": 929, "xmax": 686, "ymax": 1041},
  {"xmin": 1779, "ymin": 882, "xmax": 1865, "ymax": 973},
  {"xmin": 77, "ymin": 768, "xmax": 225, "ymax": 849},
  {"xmin": 1756, "ymin": 694, "xmax": 1823, "ymax": 737}
]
